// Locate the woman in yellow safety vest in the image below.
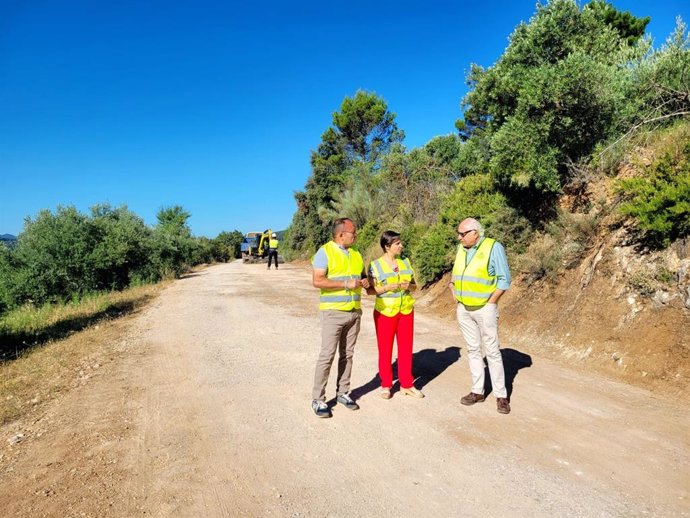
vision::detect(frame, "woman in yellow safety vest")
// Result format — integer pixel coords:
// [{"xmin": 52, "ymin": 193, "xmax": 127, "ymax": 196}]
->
[{"xmin": 368, "ymin": 230, "xmax": 424, "ymax": 400}]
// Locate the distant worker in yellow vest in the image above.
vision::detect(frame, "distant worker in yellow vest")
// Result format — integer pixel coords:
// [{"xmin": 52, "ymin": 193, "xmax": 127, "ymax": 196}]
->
[
  {"xmin": 267, "ymin": 233, "xmax": 279, "ymax": 270},
  {"xmin": 310, "ymin": 218, "xmax": 371, "ymax": 418},
  {"xmin": 449, "ymin": 218, "xmax": 512, "ymax": 414},
  {"xmin": 369, "ymin": 230, "xmax": 424, "ymax": 400}
]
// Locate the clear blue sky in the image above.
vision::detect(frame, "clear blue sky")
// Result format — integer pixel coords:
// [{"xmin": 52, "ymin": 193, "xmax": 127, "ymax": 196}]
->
[{"xmin": 1, "ymin": 0, "xmax": 687, "ymax": 237}]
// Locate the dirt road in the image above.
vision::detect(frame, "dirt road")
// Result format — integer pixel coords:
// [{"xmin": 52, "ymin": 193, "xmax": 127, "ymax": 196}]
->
[{"xmin": 2, "ymin": 262, "xmax": 689, "ymax": 517}]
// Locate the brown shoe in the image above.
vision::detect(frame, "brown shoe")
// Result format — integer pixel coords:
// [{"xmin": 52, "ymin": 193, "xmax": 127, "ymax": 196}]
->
[
  {"xmin": 497, "ymin": 398, "xmax": 511, "ymax": 414},
  {"xmin": 460, "ymin": 392, "xmax": 485, "ymax": 405}
]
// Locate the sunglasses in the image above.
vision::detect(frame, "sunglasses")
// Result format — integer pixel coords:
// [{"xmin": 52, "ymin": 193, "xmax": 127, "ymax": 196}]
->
[{"xmin": 458, "ymin": 229, "xmax": 477, "ymax": 238}]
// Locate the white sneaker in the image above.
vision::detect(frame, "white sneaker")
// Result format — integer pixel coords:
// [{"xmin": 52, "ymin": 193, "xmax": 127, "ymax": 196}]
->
[
  {"xmin": 401, "ymin": 387, "xmax": 425, "ymax": 399},
  {"xmin": 311, "ymin": 399, "xmax": 331, "ymax": 418}
]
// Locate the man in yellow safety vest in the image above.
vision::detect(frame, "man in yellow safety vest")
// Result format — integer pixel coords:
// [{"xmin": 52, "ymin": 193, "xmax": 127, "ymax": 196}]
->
[
  {"xmin": 267, "ymin": 232, "xmax": 279, "ymax": 269},
  {"xmin": 449, "ymin": 217, "xmax": 512, "ymax": 414},
  {"xmin": 310, "ymin": 218, "xmax": 371, "ymax": 418}
]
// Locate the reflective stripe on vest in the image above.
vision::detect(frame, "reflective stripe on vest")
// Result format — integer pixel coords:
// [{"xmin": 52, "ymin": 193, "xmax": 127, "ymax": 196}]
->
[
  {"xmin": 371, "ymin": 257, "xmax": 415, "ymax": 316},
  {"xmin": 452, "ymin": 237, "xmax": 497, "ymax": 306},
  {"xmin": 317, "ymin": 241, "xmax": 364, "ymax": 311}
]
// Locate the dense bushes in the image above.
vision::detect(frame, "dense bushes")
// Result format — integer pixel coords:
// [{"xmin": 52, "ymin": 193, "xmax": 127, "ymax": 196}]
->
[
  {"xmin": 0, "ymin": 204, "xmax": 243, "ymax": 313},
  {"xmin": 410, "ymin": 175, "xmax": 533, "ymax": 284},
  {"xmin": 281, "ymin": 1, "xmax": 688, "ymax": 288},
  {"xmin": 618, "ymin": 125, "xmax": 690, "ymax": 247}
]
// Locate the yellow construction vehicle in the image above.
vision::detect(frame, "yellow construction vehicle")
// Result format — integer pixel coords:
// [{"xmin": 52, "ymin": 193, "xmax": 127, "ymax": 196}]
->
[{"xmin": 240, "ymin": 229, "xmax": 272, "ymax": 263}]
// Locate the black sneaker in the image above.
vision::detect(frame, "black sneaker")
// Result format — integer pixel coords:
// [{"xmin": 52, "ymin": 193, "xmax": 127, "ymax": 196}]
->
[
  {"xmin": 336, "ymin": 393, "xmax": 360, "ymax": 411},
  {"xmin": 312, "ymin": 399, "xmax": 331, "ymax": 418}
]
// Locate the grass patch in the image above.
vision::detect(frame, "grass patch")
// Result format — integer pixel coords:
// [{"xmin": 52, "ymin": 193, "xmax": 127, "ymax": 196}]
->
[
  {"xmin": 0, "ymin": 283, "xmax": 163, "ymax": 425},
  {"xmin": 0, "ymin": 287, "xmax": 161, "ymax": 360}
]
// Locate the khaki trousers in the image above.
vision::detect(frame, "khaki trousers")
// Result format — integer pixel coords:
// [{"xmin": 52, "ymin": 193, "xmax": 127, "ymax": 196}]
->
[
  {"xmin": 312, "ymin": 309, "xmax": 362, "ymax": 401},
  {"xmin": 456, "ymin": 303, "xmax": 507, "ymax": 398}
]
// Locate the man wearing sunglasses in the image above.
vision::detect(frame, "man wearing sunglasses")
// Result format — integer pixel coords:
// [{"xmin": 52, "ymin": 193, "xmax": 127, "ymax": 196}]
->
[{"xmin": 449, "ymin": 218, "xmax": 512, "ymax": 414}]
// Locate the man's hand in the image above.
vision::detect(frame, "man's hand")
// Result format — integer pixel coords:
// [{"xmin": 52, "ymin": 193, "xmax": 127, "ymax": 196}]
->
[
  {"xmin": 488, "ymin": 288, "xmax": 505, "ymax": 304},
  {"xmin": 349, "ymin": 278, "xmax": 370, "ymax": 289}
]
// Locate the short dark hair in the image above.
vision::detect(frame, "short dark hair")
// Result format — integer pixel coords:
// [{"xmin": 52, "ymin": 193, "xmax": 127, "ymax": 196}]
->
[
  {"xmin": 380, "ymin": 230, "xmax": 401, "ymax": 251},
  {"xmin": 332, "ymin": 218, "xmax": 353, "ymax": 237}
]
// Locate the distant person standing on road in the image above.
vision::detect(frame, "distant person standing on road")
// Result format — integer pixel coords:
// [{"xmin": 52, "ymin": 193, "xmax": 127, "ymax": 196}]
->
[
  {"xmin": 369, "ymin": 230, "xmax": 424, "ymax": 400},
  {"xmin": 267, "ymin": 233, "xmax": 279, "ymax": 270},
  {"xmin": 310, "ymin": 218, "xmax": 371, "ymax": 418},
  {"xmin": 449, "ymin": 218, "xmax": 512, "ymax": 414}
]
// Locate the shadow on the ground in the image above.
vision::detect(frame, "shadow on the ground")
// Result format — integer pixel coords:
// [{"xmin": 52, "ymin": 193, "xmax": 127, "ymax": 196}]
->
[
  {"xmin": 483, "ymin": 347, "xmax": 533, "ymax": 399},
  {"xmin": 179, "ymin": 272, "xmax": 206, "ymax": 280},
  {"xmin": 349, "ymin": 346, "xmax": 461, "ymax": 400},
  {"xmin": 0, "ymin": 295, "xmax": 155, "ymax": 361}
]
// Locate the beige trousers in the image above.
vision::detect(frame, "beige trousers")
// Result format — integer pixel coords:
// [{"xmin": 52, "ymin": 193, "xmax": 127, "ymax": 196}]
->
[
  {"xmin": 312, "ymin": 309, "xmax": 362, "ymax": 401},
  {"xmin": 456, "ymin": 303, "xmax": 507, "ymax": 398}
]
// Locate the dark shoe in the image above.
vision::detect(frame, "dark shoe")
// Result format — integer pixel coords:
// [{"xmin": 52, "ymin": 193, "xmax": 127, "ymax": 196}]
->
[
  {"xmin": 497, "ymin": 398, "xmax": 511, "ymax": 414},
  {"xmin": 460, "ymin": 392, "xmax": 485, "ymax": 406},
  {"xmin": 312, "ymin": 399, "xmax": 331, "ymax": 418},
  {"xmin": 336, "ymin": 393, "xmax": 360, "ymax": 411}
]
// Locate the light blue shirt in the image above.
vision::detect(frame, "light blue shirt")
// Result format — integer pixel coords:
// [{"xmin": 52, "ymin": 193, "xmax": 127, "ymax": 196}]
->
[
  {"xmin": 312, "ymin": 242, "xmax": 349, "ymax": 270},
  {"xmin": 462, "ymin": 238, "xmax": 511, "ymax": 291}
]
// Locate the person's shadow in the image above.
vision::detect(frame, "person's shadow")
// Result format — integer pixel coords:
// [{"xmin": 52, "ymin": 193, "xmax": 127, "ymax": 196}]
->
[
  {"xmin": 349, "ymin": 346, "xmax": 461, "ymax": 400},
  {"xmin": 483, "ymin": 348, "xmax": 533, "ymax": 399}
]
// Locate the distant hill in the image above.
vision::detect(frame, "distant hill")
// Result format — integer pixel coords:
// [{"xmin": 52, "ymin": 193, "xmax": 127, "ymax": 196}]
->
[{"xmin": 1, "ymin": 234, "xmax": 17, "ymax": 249}]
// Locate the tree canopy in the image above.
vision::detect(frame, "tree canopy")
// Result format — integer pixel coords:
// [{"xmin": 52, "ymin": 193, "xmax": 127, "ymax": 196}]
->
[
  {"xmin": 286, "ymin": 90, "xmax": 403, "ymax": 253},
  {"xmin": 459, "ymin": 0, "xmax": 651, "ymax": 194}
]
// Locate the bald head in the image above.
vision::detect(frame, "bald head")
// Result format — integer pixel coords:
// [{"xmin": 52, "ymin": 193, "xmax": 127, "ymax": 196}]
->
[{"xmin": 457, "ymin": 218, "xmax": 483, "ymax": 248}]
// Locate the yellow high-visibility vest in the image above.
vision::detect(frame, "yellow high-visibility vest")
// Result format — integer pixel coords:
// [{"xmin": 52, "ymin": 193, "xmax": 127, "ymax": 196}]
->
[
  {"xmin": 452, "ymin": 237, "xmax": 497, "ymax": 306},
  {"xmin": 316, "ymin": 241, "xmax": 364, "ymax": 311},
  {"xmin": 269, "ymin": 238, "xmax": 279, "ymax": 249},
  {"xmin": 370, "ymin": 257, "xmax": 415, "ymax": 317}
]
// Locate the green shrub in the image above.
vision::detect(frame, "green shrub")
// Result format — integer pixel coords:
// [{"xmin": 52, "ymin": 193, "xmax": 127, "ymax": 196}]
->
[
  {"xmin": 410, "ymin": 223, "xmax": 456, "ymax": 285},
  {"xmin": 0, "ymin": 246, "xmax": 15, "ymax": 314},
  {"xmin": 11, "ymin": 206, "xmax": 98, "ymax": 305},
  {"xmin": 352, "ymin": 220, "xmax": 381, "ymax": 264},
  {"xmin": 618, "ymin": 140, "xmax": 690, "ymax": 247},
  {"xmin": 89, "ymin": 204, "xmax": 154, "ymax": 290},
  {"xmin": 400, "ymin": 222, "xmax": 430, "ymax": 259},
  {"xmin": 485, "ymin": 205, "xmax": 533, "ymax": 255},
  {"xmin": 438, "ymin": 174, "xmax": 511, "ymax": 227},
  {"xmin": 410, "ymin": 174, "xmax": 526, "ymax": 284},
  {"xmin": 1, "ymin": 203, "xmax": 203, "ymax": 310},
  {"xmin": 461, "ymin": 0, "xmax": 644, "ymax": 196},
  {"xmin": 655, "ymin": 266, "xmax": 674, "ymax": 284},
  {"xmin": 628, "ymin": 270, "xmax": 657, "ymax": 296},
  {"xmin": 210, "ymin": 230, "xmax": 244, "ymax": 262}
]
